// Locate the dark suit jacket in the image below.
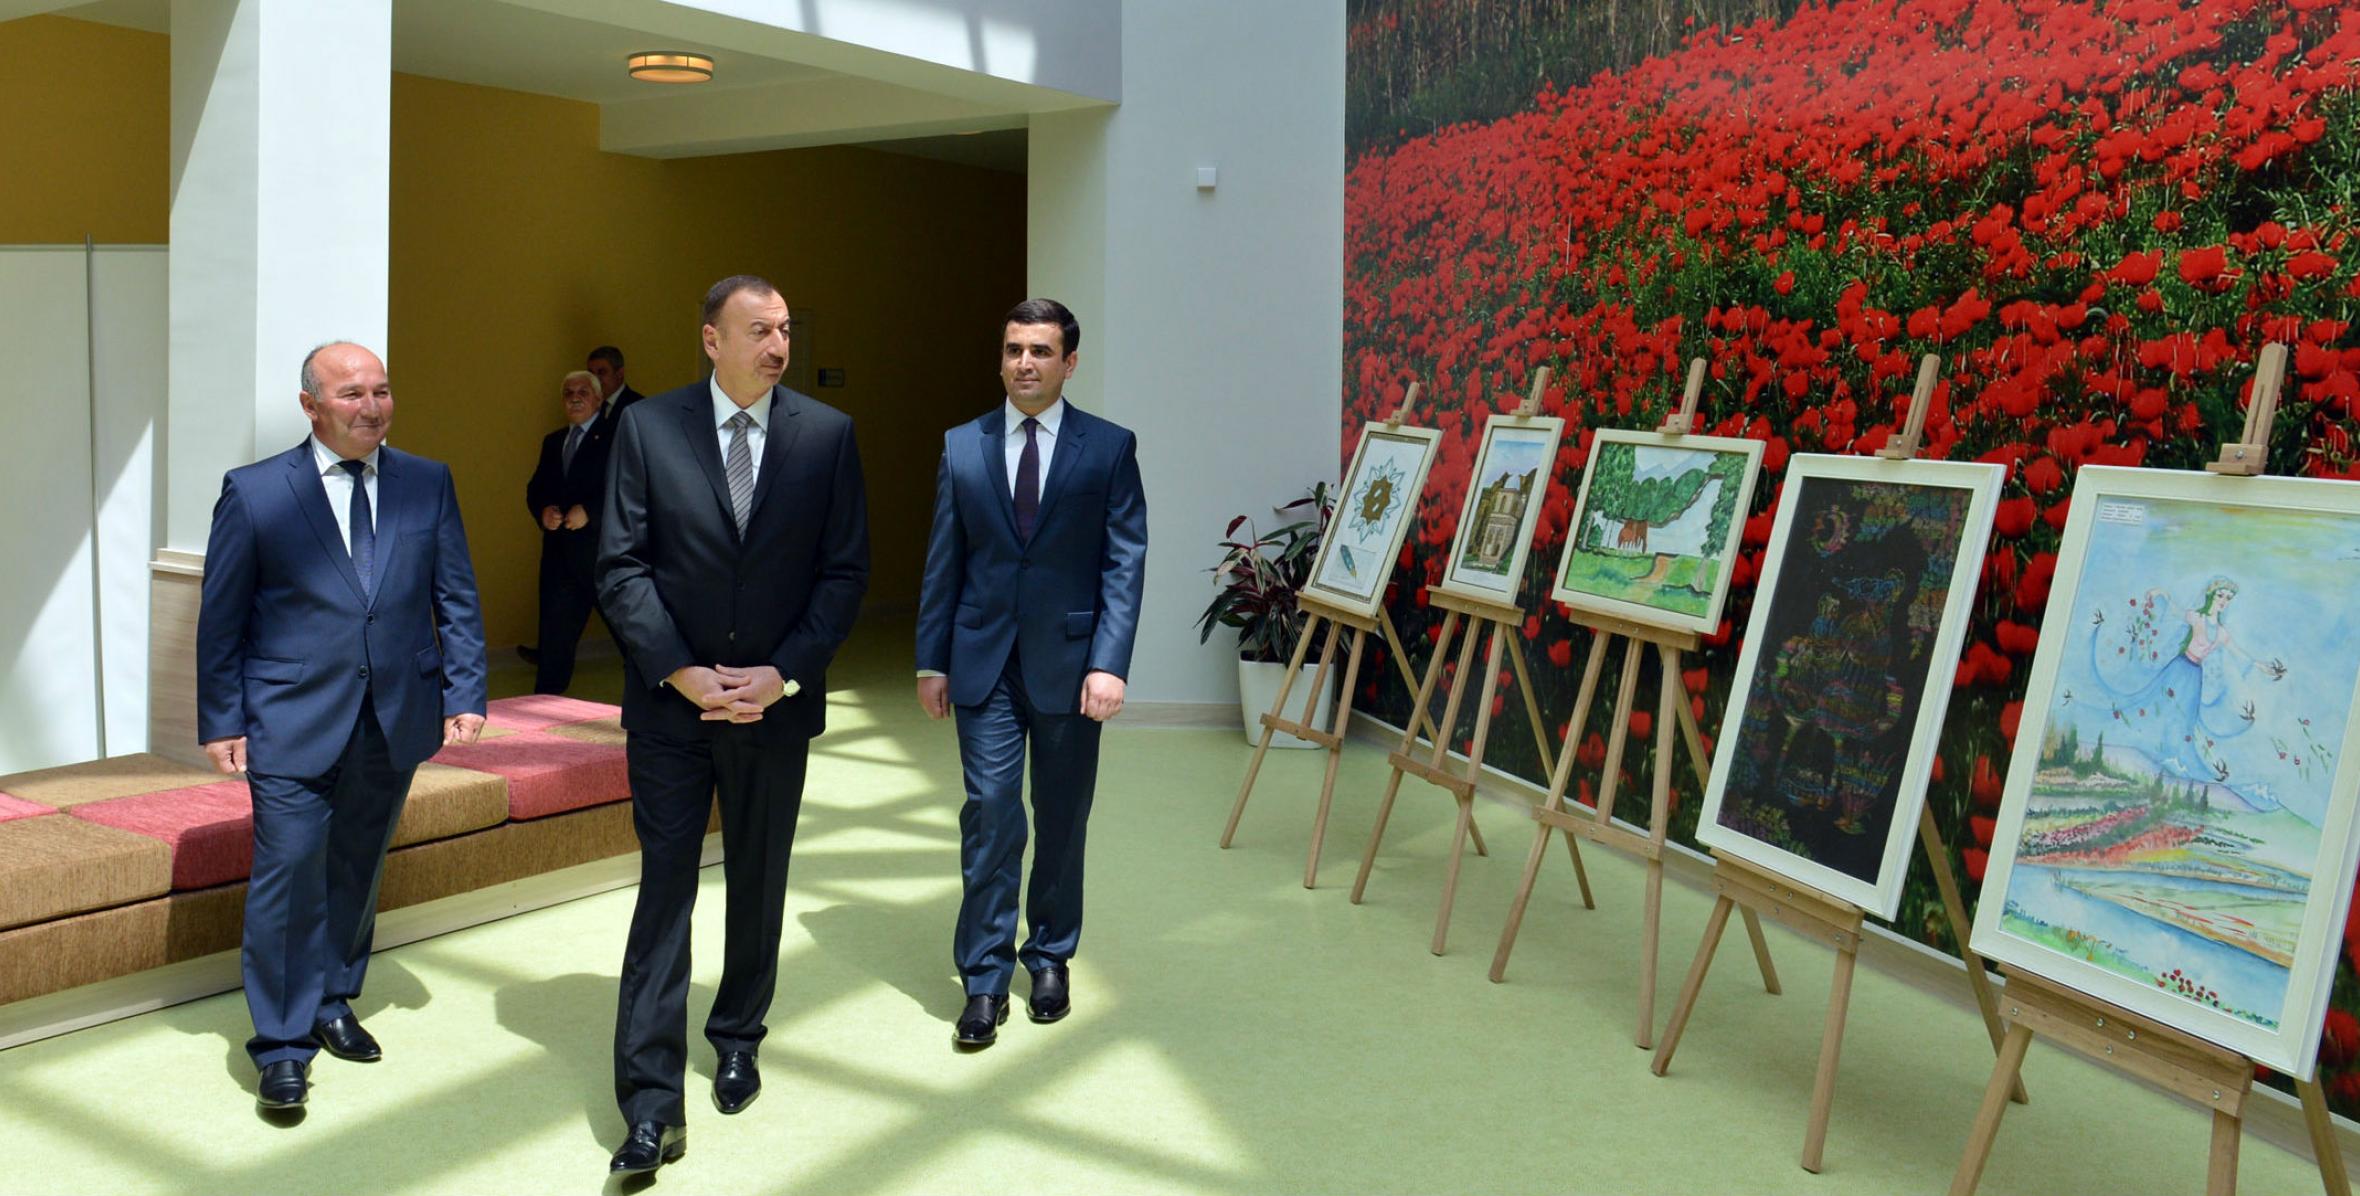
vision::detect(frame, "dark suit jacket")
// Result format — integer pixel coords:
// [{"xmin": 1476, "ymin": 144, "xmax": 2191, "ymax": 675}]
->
[
  {"xmin": 606, "ymin": 386, "xmax": 645, "ymax": 420},
  {"xmin": 916, "ymin": 401, "xmax": 1148, "ymax": 713},
  {"xmin": 524, "ymin": 414, "xmax": 615, "ymax": 585},
  {"xmin": 597, "ymin": 382, "xmax": 870, "ymax": 742},
  {"xmin": 196, "ymin": 442, "xmax": 490, "ymax": 777}
]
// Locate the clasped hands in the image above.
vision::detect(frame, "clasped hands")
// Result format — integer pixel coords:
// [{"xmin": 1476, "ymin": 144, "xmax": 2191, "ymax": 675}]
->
[
  {"xmin": 671, "ymin": 664, "xmax": 792, "ymax": 724},
  {"xmin": 539, "ymin": 505, "xmax": 590, "ymax": 532},
  {"xmin": 916, "ymin": 670, "xmax": 1125, "ymax": 722}
]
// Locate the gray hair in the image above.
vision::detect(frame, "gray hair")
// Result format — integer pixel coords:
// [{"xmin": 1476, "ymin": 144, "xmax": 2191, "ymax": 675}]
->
[
  {"xmin": 563, "ymin": 369, "xmax": 605, "ymax": 400},
  {"xmin": 300, "ymin": 340, "xmax": 367, "ymax": 395}
]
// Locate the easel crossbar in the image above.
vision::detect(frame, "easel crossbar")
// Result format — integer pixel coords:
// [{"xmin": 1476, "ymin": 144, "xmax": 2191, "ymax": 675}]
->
[
  {"xmin": 1999, "ymin": 969, "xmax": 2251, "ymax": 1115},
  {"xmin": 1534, "ymin": 805, "xmax": 1661, "ymax": 861},
  {"xmin": 1711, "ymin": 860, "xmax": 1863, "ymax": 953}
]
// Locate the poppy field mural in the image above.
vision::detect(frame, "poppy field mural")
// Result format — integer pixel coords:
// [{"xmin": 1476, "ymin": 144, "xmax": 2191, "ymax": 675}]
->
[{"xmin": 1343, "ymin": 0, "xmax": 2360, "ymax": 1107}]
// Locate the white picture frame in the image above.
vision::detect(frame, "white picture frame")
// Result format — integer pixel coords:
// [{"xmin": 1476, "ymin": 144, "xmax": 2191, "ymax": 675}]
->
[
  {"xmin": 1435, "ymin": 414, "xmax": 1564, "ymax": 604},
  {"xmin": 1969, "ymin": 465, "xmax": 2360, "ymax": 1077},
  {"xmin": 1304, "ymin": 422, "xmax": 1443, "ymax": 618},
  {"xmin": 1694, "ymin": 454, "xmax": 2004, "ymax": 917},
  {"xmin": 1550, "ymin": 429, "xmax": 1764, "ymax": 636}
]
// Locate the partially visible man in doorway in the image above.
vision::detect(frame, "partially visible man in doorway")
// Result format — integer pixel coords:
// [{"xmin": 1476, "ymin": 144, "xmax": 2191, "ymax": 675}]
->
[
  {"xmin": 589, "ymin": 344, "xmax": 643, "ymax": 419},
  {"xmin": 524, "ymin": 369, "xmax": 613, "ymax": 694}
]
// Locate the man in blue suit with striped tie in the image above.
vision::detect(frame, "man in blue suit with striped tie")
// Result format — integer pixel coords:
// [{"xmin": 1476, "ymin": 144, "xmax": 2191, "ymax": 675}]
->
[
  {"xmin": 916, "ymin": 299, "xmax": 1148, "ymax": 1048},
  {"xmin": 196, "ymin": 341, "xmax": 489, "ymax": 1111}
]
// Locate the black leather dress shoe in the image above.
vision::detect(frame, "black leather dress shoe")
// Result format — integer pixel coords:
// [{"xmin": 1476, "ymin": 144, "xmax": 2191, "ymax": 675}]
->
[
  {"xmin": 1028, "ymin": 963, "xmax": 1071, "ymax": 1023},
  {"xmin": 608, "ymin": 1122, "xmax": 686, "ymax": 1175},
  {"xmin": 954, "ymin": 993, "xmax": 1010, "ymax": 1048},
  {"xmin": 713, "ymin": 1051, "xmax": 760, "ymax": 1115},
  {"xmin": 314, "ymin": 1014, "xmax": 381, "ymax": 1063},
  {"xmin": 255, "ymin": 1060, "xmax": 309, "ymax": 1108}
]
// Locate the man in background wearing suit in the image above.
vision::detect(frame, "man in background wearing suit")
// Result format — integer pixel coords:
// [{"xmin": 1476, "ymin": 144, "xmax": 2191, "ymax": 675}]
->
[
  {"xmin": 524, "ymin": 369, "xmax": 614, "ymax": 694},
  {"xmin": 916, "ymin": 299, "xmax": 1148, "ymax": 1049},
  {"xmin": 598, "ymin": 276, "xmax": 869, "ymax": 1175},
  {"xmin": 196, "ymin": 341, "xmax": 489, "ymax": 1111},
  {"xmin": 588, "ymin": 345, "xmax": 643, "ymax": 419}
]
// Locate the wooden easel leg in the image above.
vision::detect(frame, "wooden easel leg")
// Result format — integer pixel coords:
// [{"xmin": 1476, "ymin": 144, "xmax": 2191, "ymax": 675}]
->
[
  {"xmin": 2297, "ymin": 1078, "xmax": 2351, "ymax": 1196},
  {"xmin": 1488, "ymin": 632, "xmax": 1612, "ymax": 983},
  {"xmin": 1352, "ymin": 613, "xmax": 1462, "ymax": 904},
  {"xmin": 2208, "ymin": 1108, "xmax": 2242, "ymax": 1196},
  {"xmin": 1920, "ymin": 806, "xmax": 2027, "ymax": 1104},
  {"xmin": 1635, "ymin": 648, "xmax": 1679, "ymax": 1050},
  {"xmin": 1948, "ymin": 1022, "xmax": 2033, "ymax": 1196},
  {"xmin": 1433, "ymin": 624, "xmax": 1510, "ymax": 955},
  {"xmin": 1422, "ymin": 615, "xmax": 1485, "ymax": 772},
  {"xmin": 1433, "ymin": 794, "xmax": 1475, "ymax": 955},
  {"xmin": 1739, "ymin": 908, "xmax": 1782, "ymax": 995},
  {"xmin": 1565, "ymin": 827, "xmax": 1596, "ymax": 909},
  {"xmin": 1220, "ymin": 611, "xmax": 1321, "ymax": 848},
  {"xmin": 1801, "ymin": 944, "xmax": 1859, "ymax": 1173},
  {"xmin": 1378, "ymin": 609, "xmax": 1445, "ymax": 744},
  {"xmin": 1590, "ymin": 638, "xmax": 1644, "ymax": 829},
  {"xmin": 1466, "ymin": 808, "xmax": 1489, "ymax": 856},
  {"xmin": 1302, "ymin": 625, "xmax": 1369, "ymax": 889},
  {"xmin": 1651, "ymin": 893, "xmax": 1733, "ymax": 1077}
]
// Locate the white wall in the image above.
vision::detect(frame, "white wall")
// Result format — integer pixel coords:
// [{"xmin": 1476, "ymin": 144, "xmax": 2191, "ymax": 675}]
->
[
  {"xmin": 0, "ymin": 246, "xmax": 165, "ymax": 773},
  {"xmin": 1030, "ymin": 0, "xmax": 1346, "ymax": 706}
]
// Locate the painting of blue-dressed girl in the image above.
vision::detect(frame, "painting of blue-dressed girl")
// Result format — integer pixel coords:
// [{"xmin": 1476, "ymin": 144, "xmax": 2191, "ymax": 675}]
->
[{"xmin": 1980, "ymin": 478, "xmax": 2360, "ymax": 1063}]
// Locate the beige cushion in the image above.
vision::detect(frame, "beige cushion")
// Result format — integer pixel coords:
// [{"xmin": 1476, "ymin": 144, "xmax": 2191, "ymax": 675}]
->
[
  {"xmin": 391, "ymin": 763, "xmax": 512, "ymax": 849},
  {"xmin": 0, "ymin": 815, "xmax": 173, "ymax": 932},
  {"xmin": 0, "ymin": 753, "xmax": 220, "ymax": 809}
]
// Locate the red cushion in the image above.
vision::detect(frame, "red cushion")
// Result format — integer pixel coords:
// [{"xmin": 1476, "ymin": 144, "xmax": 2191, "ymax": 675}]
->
[
  {"xmin": 0, "ymin": 792, "xmax": 56, "ymax": 824},
  {"xmin": 67, "ymin": 780, "xmax": 255, "ymax": 890},
  {"xmin": 485, "ymin": 694, "xmax": 622, "ymax": 733},
  {"xmin": 430, "ymin": 731, "xmax": 630, "ymax": 820}
]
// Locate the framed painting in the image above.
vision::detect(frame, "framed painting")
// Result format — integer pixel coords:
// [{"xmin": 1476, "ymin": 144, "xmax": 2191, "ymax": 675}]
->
[
  {"xmin": 1436, "ymin": 414, "xmax": 1566, "ymax": 604},
  {"xmin": 1304, "ymin": 422, "xmax": 1444, "ymax": 618},
  {"xmin": 1694, "ymin": 455, "xmax": 2004, "ymax": 916},
  {"xmin": 1550, "ymin": 429, "xmax": 1764, "ymax": 636},
  {"xmin": 1970, "ymin": 466, "xmax": 2360, "ymax": 1076}
]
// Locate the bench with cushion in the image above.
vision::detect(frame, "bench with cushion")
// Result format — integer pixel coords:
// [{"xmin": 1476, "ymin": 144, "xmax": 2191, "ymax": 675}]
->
[{"xmin": 0, "ymin": 696, "xmax": 659, "ymax": 1007}]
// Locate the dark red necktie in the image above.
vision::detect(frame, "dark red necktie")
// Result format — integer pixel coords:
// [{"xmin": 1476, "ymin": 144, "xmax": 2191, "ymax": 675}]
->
[{"xmin": 1014, "ymin": 416, "xmax": 1041, "ymax": 540}]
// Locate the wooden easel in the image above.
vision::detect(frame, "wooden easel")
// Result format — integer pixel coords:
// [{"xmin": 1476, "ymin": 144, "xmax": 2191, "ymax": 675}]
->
[
  {"xmin": 1349, "ymin": 369, "xmax": 1577, "ymax": 954},
  {"xmin": 1221, "ymin": 384, "xmax": 1450, "ymax": 888},
  {"xmin": 1487, "ymin": 358, "xmax": 1779, "ymax": 1052},
  {"xmin": 1647, "ymin": 354, "xmax": 2029, "ymax": 1172},
  {"xmin": 1951, "ymin": 342, "xmax": 2350, "ymax": 1196}
]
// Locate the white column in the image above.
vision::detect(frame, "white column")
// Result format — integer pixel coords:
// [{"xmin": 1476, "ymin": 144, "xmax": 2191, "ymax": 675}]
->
[
  {"xmin": 1028, "ymin": 0, "xmax": 1345, "ymax": 708},
  {"xmin": 165, "ymin": 0, "xmax": 390, "ymax": 551}
]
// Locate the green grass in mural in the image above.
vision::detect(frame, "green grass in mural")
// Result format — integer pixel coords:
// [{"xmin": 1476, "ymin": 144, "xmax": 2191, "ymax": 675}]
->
[{"xmin": 1559, "ymin": 548, "xmax": 1719, "ymax": 617}]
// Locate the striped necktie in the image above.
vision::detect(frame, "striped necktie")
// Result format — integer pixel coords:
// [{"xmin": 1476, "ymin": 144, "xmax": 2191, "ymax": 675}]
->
[{"xmin": 725, "ymin": 411, "xmax": 754, "ymax": 534}]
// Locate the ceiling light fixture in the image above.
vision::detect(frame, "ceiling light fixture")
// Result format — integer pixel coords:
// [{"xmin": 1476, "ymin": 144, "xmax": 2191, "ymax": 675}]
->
[{"xmin": 627, "ymin": 51, "xmax": 714, "ymax": 84}]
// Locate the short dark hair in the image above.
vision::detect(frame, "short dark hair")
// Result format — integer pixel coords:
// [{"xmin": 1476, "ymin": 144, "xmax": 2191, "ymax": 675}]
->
[
  {"xmin": 702, "ymin": 275, "xmax": 781, "ymax": 329},
  {"xmin": 588, "ymin": 345, "xmax": 624, "ymax": 369},
  {"xmin": 1004, "ymin": 298, "xmax": 1079, "ymax": 356}
]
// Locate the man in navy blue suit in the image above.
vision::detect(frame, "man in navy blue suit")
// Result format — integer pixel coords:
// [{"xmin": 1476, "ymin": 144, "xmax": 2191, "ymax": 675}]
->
[
  {"xmin": 916, "ymin": 299, "xmax": 1148, "ymax": 1048},
  {"xmin": 196, "ymin": 341, "xmax": 489, "ymax": 1111}
]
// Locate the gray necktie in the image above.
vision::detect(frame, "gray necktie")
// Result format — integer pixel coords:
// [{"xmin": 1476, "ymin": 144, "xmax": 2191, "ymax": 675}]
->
[
  {"xmin": 562, "ymin": 423, "xmax": 584, "ymax": 473},
  {"xmin": 338, "ymin": 459, "xmax": 374, "ymax": 599},
  {"xmin": 725, "ymin": 411, "xmax": 754, "ymax": 534}
]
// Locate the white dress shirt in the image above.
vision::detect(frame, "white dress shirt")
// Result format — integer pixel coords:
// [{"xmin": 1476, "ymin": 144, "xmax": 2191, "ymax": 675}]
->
[
  {"xmin": 711, "ymin": 377, "xmax": 771, "ymax": 486},
  {"xmin": 308, "ymin": 436, "xmax": 381, "ymax": 555},
  {"xmin": 1004, "ymin": 397, "xmax": 1064, "ymax": 500},
  {"xmin": 562, "ymin": 409, "xmax": 601, "ymax": 470}
]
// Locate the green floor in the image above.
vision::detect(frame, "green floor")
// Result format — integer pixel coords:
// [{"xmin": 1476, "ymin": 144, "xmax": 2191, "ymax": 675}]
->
[{"xmin": 0, "ymin": 622, "xmax": 2327, "ymax": 1194}]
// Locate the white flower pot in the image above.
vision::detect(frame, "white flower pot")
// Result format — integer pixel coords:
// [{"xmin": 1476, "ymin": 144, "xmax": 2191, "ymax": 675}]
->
[{"xmin": 1237, "ymin": 657, "xmax": 1336, "ymax": 749}]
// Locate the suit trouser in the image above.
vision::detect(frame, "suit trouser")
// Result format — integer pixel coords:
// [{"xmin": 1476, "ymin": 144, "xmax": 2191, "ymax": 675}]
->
[
  {"xmin": 952, "ymin": 648, "xmax": 1102, "ymax": 997},
  {"xmin": 533, "ymin": 546, "xmax": 597, "ymax": 695},
  {"xmin": 242, "ymin": 695, "xmax": 415, "ymax": 1067},
  {"xmin": 614, "ymin": 726, "xmax": 808, "ymax": 1126}
]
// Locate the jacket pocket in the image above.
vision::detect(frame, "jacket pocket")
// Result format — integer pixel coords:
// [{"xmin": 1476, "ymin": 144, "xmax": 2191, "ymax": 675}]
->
[
  {"xmin": 414, "ymin": 645, "xmax": 443, "ymax": 677},
  {"xmin": 1065, "ymin": 610, "xmax": 1097, "ymax": 640},
  {"xmin": 956, "ymin": 602, "xmax": 986, "ymax": 629},
  {"xmin": 242, "ymin": 656, "xmax": 303, "ymax": 684}
]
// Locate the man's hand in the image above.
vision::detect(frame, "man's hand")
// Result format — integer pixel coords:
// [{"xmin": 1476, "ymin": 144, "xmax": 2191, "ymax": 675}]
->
[
  {"xmin": 564, "ymin": 504, "xmax": 589, "ymax": 531},
  {"xmin": 443, "ymin": 713, "xmax": 486, "ymax": 746},
  {"xmin": 540, "ymin": 505, "xmax": 564, "ymax": 531},
  {"xmin": 692, "ymin": 664, "xmax": 791, "ymax": 724},
  {"xmin": 917, "ymin": 675, "xmax": 950, "ymax": 720},
  {"xmin": 202, "ymin": 736, "xmax": 248, "ymax": 775},
  {"xmin": 1081, "ymin": 670, "xmax": 1126, "ymax": 722}
]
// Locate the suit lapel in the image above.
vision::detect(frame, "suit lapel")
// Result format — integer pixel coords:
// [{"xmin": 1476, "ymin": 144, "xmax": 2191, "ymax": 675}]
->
[
  {"xmin": 678, "ymin": 391, "xmax": 738, "ymax": 538},
  {"xmin": 367, "ymin": 449, "xmax": 405, "ymax": 606},
  {"xmin": 283, "ymin": 444, "xmax": 369, "ymax": 605},
  {"xmin": 979, "ymin": 408, "xmax": 1020, "ymax": 542},
  {"xmin": 747, "ymin": 386, "xmax": 803, "ymax": 530},
  {"xmin": 1030, "ymin": 403, "xmax": 1091, "ymax": 536}
]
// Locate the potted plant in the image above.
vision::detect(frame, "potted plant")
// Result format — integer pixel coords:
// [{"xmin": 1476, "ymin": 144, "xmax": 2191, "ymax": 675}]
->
[{"xmin": 1197, "ymin": 484, "xmax": 1338, "ymax": 747}]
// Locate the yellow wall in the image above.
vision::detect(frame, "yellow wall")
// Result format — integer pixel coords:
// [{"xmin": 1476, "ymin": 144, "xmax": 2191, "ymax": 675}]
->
[
  {"xmin": 389, "ymin": 74, "xmax": 1024, "ymax": 649},
  {"xmin": 0, "ymin": 16, "xmax": 1024, "ymax": 651},
  {"xmin": 0, "ymin": 17, "xmax": 169, "ymax": 243}
]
